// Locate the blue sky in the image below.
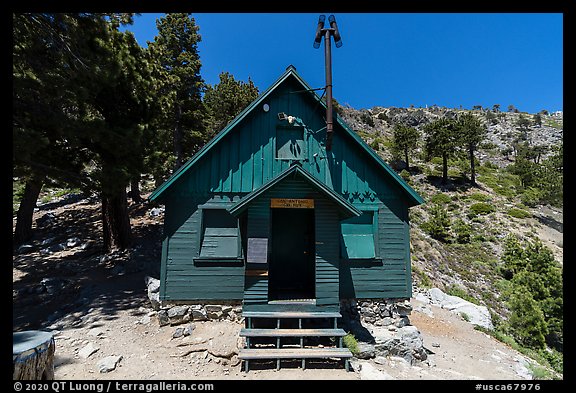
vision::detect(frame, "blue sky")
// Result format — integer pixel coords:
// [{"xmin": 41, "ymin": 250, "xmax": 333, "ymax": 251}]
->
[{"xmin": 123, "ymin": 13, "xmax": 563, "ymax": 114}]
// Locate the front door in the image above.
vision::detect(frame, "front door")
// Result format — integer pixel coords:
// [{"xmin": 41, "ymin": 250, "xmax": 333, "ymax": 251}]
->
[{"xmin": 269, "ymin": 208, "xmax": 315, "ymax": 301}]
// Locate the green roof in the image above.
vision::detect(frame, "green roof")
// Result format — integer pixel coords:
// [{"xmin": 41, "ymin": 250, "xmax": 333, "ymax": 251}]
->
[{"xmin": 149, "ymin": 65, "xmax": 424, "ymax": 206}]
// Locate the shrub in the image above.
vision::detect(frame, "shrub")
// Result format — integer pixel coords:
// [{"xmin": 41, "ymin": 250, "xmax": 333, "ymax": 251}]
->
[
  {"xmin": 469, "ymin": 202, "xmax": 496, "ymax": 216},
  {"xmin": 453, "ymin": 219, "xmax": 472, "ymax": 244},
  {"xmin": 422, "ymin": 205, "xmax": 451, "ymax": 242},
  {"xmin": 399, "ymin": 169, "xmax": 411, "ymax": 182},
  {"xmin": 507, "ymin": 208, "xmax": 531, "ymax": 219},
  {"xmin": 430, "ymin": 192, "xmax": 451, "ymax": 205},
  {"xmin": 343, "ymin": 333, "xmax": 359, "ymax": 355},
  {"xmin": 468, "ymin": 193, "xmax": 491, "ymax": 202}
]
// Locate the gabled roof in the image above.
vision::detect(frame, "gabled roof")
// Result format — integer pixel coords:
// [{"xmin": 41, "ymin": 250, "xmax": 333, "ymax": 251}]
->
[
  {"xmin": 149, "ymin": 65, "xmax": 424, "ymax": 206},
  {"xmin": 228, "ymin": 164, "xmax": 361, "ymax": 219}
]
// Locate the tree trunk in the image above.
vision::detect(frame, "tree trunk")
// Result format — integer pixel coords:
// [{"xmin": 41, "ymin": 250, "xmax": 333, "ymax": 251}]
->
[
  {"xmin": 469, "ymin": 146, "xmax": 477, "ymax": 186},
  {"xmin": 404, "ymin": 147, "xmax": 410, "ymax": 172},
  {"xmin": 128, "ymin": 177, "xmax": 143, "ymax": 203},
  {"xmin": 101, "ymin": 186, "xmax": 131, "ymax": 252},
  {"xmin": 13, "ymin": 331, "xmax": 55, "ymax": 380},
  {"xmin": 14, "ymin": 174, "xmax": 44, "ymax": 247},
  {"xmin": 173, "ymin": 103, "xmax": 183, "ymax": 172},
  {"xmin": 442, "ymin": 153, "xmax": 448, "ymax": 184}
]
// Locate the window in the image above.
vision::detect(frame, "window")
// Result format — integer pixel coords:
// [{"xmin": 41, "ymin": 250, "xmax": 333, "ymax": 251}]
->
[
  {"xmin": 340, "ymin": 211, "xmax": 377, "ymax": 259},
  {"xmin": 276, "ymin": 126, "xmax": 305, "ymax": 160},
  {"xmin": 199, "ymin": 209, "xmax": 241, "ymax": 259}
]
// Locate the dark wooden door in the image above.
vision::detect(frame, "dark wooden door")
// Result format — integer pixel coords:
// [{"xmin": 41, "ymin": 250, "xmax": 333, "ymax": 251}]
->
[{"xmin": 269, "ymin": 208, "xmax": 315, "ymax": 300}]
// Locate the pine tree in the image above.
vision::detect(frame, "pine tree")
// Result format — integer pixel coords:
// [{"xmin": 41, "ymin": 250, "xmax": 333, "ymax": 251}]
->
[
  {"xmin": 423, "ymin": 118, "xmax": 459, "ymax": 184},
  {"xmin": 203, "ymin": 72, "xmax": 260, "ymax": 136},
  {"xmin": 456, "ymin": 112, "xmax": 486, "ymax": 186},
  {"xmin": 391, "ymin": 123, "xmax": 420, "ymax": 172},
  {"xmin": 147, "ymin": 13, "xmax": 207, "ymax": 173}
]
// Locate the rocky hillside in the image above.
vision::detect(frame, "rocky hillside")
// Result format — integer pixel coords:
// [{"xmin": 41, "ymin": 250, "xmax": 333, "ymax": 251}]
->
[
  {"xmin": 339, "ymin": 104, "xmax": 563, "ymax": 374},
  {"xmin": 339, "ymin": 106, "xmax": 563, "ymax": 168}
]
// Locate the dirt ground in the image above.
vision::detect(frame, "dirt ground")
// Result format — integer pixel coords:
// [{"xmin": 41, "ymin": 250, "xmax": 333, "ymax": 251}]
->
[{"xmin": 12, "ymin": 193, "xmax": 556, "ymax": 380}]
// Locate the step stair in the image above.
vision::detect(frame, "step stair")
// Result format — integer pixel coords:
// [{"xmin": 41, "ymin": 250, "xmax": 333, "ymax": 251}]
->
[{"xmin": 240, "ymin": 309, "xmax": 351, "ymax": 372}]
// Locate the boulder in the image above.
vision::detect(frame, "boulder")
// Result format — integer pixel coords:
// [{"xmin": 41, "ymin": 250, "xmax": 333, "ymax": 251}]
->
[
  {"xmin": 426, "ymin": 288, "xmax": 493, "ymax": 330},
  {"xmin": 372, "ymin": 325, "xmax": 427, "ymax": 365}
]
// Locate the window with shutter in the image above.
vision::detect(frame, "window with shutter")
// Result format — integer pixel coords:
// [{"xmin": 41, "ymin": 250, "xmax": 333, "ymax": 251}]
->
[
  {"xmin": 340, "ymin": 211, "xmax": 377, "ymax": 259},
  {"xmin": 199, "ymin": 209, "xmax": 241, "ymax": 259}
]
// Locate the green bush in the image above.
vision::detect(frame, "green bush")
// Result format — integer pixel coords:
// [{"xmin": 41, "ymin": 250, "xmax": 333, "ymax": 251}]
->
[
  {"xmin": 468, "ymin": 193, "xmax": 491, "ymax": 202},
  {"xmin": 399, "ymin": 169, "xmax": 411, "ymax": 182},
  {"xmin": 430, "ymin": 192, "xmax": 451, "ymax": 205},
  {"xmin": 453, "ymin": 219, "xmax": 472, "ymax": 244},
  {"xmin": 507, "ymin": 208, "xmax": 531, "ymax": 219},
  {"xmin": 343, "ymin": 333, "xmax": 359, "ymax": 355},
  {"xmin": 422, "ymin": 205, "xmax": 451, "ymax": 242},
  {"xmin": 520, "ymin": 187, "xmax": 543, "ymax": 207},
  {"xmin": 469, "ymin": 202, "xmax": 496, "ymax": 216}
]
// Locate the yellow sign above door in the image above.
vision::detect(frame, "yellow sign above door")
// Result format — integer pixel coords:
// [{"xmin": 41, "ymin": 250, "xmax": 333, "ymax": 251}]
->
[{"xmin": 270, "ymin": 198, "xmax": 314, "ymax": 209}]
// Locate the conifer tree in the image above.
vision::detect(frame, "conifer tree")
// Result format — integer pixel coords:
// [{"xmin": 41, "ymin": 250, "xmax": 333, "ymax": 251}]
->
[
  {"xmin": 147, "ymin": 13, "xmax": 207, "ymax": 174},
  {"xmin": 203, "ymin": 72, "xmax": 260, "ymax": 136},
  {"xmin": 456, "ymin": 112, "xmax": 486, "ymax": 186},
  {"xmin": 391, "ymin": 123, "xmax": 420, "ymax": 172},
  {"xmin": 423, "ymin": 118, "xmax": 459, "ymax": 184}
]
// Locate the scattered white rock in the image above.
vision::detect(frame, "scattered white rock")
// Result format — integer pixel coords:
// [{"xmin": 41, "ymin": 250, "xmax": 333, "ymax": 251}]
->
[
  {"xmin": 97, "ymin": 355, "xmax": 122, "ymax": 373},
  {"xmin": 358, "ymin": 361, "xmax": 395, "ymax": 380},
  {"xmin": 78, "ymin": 343, "xmax": 99, "ymax": 359}
]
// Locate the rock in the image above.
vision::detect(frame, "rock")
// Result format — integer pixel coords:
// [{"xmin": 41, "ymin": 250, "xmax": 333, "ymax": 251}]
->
[
  {"xmin": 36, "ymin": 212, "xmax": 56, "ymax": 227},
  {"xmin": 374, "ymin": 356, "xmax": 388, "ymax": 365},
  {"xmin": 168, "ymin": 306, "xmax": 190, "ymax": 325},
  {"xmin": 145, "ymin": 276, "xmax": 160, "ymax": 293},
  {"xmin": 183, "ymin": 324, "xmax": 195, "ymax": 336},
  {"xmin": 148, "ymin": 292, "xmax": 161, "ymax": 311},
  {"xmin": 395, "ymin": 316, "xmax": 410, "ymax": 328},
  {"xmin": 355, "ymin": 342, "xmax": 376, "ymax": 359},
  {"xmin": 394, "ymin": 300, "xmax": 413, "ymax": 316},
  {"xmin": 139, "ymin": 315, "xmax": 151, "ymax": 325},
  {"xmin": 66, "ymin": 237, "xmax": 82, "ymax": 248},
  {"xmin": 149, "ymin": 207, "xmax": 164, "ymax": 217},
  {"xmin": 173, "ymin": 328, "xmax": 185, "ymax": 339},
  {"xmin": 157, "ymin": 310, "xmax": 170, "ymax": 326},
  {"xmin": 87, "ymin": 328, "xmax": 105, "ymax": 337},
  {"xmin": 17, "ymin": 244, "xmax": 34, "ymax": 254},
  {"xmin": 372, "ymin": 325, "xmax": 427, "ymax": 365},
  {"xmin": 97, "ymin": 355, "xmax": 122, "ymax": 373},
  {"xmin": 358, "ymin": 361, "xmax": 395, "ymax": 380},
  {"xmin": 205, "ymin": 305, "xmax": 223, "ymax": 320},
  {"xmin": 78, "ymin": 343, "xmax": 99, "ymax": 359},
  {"xmin": 426, "ymin": 288, "xmax": 493, "ymax": 330},
  {"xmin": 190, "ymin": 308, "xmax": 208, "ymax": 321}
]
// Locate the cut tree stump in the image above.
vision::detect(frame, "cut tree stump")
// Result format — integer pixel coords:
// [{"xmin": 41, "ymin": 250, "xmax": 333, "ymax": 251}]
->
[{"xmin": 13, "ymin": 331, "xmax": 55, "ymax": 380}]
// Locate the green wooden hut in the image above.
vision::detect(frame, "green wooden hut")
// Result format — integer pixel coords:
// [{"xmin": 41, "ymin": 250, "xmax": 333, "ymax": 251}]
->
[{"xmin": 149, "ymin": 65, "xmax": 424, "ymax": 368}]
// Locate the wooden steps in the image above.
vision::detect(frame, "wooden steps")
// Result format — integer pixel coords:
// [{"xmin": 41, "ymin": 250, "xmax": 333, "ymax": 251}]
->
[
  {"xmin": 240, "ymin": 328, "xmax": 346, "ymax": 338},
  {"xmin": 240, "ymin": 309, "xmax": 351, "ymax": 372},
  {"xmin": 243, "ymin": 311, "xmax": 342, "ymax": 319},
  {"xmin": 238, "ymin": 348, "xmax": 353, "ymax": 360}
]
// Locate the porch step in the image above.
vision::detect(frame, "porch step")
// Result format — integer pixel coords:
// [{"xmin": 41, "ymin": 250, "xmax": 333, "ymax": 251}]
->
[
  {"xmin": 238, "ymin": 347, "xmax": 353, "ymax": 360},
  {"xmin": 243, "ymin": 311, "xmax": 342, "ymax": 319},
  {"xmin": 240, "ymin": 328, "xmax": 347, "ymax": 338}
]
